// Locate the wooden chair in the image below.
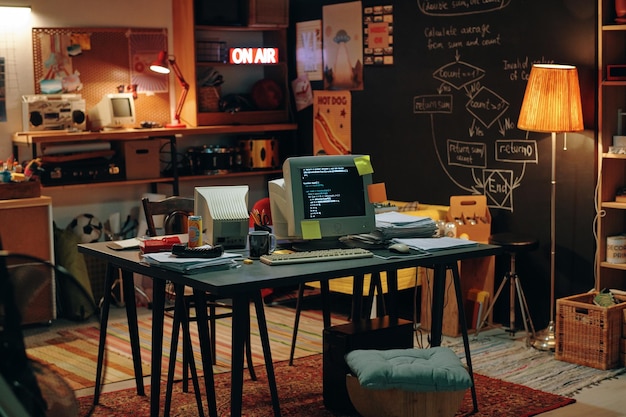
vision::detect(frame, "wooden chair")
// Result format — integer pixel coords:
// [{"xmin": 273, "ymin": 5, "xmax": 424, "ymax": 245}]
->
[{"xmin": 141, "ymin": 197, "xmax": 256, "ymax": 395}]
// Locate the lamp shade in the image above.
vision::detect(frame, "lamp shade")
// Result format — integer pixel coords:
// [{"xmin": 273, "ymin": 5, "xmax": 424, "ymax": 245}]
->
[
  {"xmin": 150, "ymin": 50, "xmax": 171, "ymax": 74},
  {"xmin": 517, "ymin": 64, "xmax": 584, "ymax": 133}
]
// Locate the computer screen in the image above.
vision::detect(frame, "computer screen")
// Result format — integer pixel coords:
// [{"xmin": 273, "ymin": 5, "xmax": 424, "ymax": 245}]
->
[
  {"xmin": 88, "ymin": 92, "xmax": 136, "ymax": 130},
  {"xmin": 268, "ymin": 155, "xmax": 375, "ymax": 249}
]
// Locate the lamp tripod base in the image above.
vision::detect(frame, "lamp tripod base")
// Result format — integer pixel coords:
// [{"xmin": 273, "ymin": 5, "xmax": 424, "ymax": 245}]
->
[{"xmin": 530, "ymin": 320, "xmax": 556, "ymax": 351}]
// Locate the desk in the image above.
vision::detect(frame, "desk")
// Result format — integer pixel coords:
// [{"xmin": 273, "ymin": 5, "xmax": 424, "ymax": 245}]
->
[{"xmin": 78, "ymin": 242, "xmax": 501, "ymax": 417}]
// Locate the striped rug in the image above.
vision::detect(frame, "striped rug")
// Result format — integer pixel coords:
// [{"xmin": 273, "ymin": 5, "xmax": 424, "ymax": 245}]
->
[{"xmin": 26, "ymin": 304, "xmax": 348, "ymax": 391}]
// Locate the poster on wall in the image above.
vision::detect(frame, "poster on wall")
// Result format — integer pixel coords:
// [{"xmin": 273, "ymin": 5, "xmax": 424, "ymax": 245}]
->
[
  {"xmin": 0, "ymin": 58, "xmax": 5, "ymax": 122},
  {"xmin": 322, "ymin": 1, "xmax": 363, "ymax": 90},
  {"xmin": 129, "ymin": 31, "xmax": 168, "ymax": 93},
  {"xmin": 363, "ymin": 5, "xmax": 394, "ymax": 65},
  {"xmin": 296, "ymin": 20, "xmax": 323, "ymax": 81},
  {"xmin": 37, "ymin": 33, "xmax": 82, "ymax": 94},
  {"xmin": 313, "ymin": 90, "xmax": 352, "ymax": 155}
]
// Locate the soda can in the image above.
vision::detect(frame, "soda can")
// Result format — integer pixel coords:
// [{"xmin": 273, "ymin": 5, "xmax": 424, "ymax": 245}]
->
[{"xmin": 188, "ymin": 215, "xmax": 203, "ymax": 248}]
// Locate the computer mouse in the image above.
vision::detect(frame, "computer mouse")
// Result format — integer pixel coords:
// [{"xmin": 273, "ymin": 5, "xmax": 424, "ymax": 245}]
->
[{"xmin": 388, "ymin": 243, "xmax": 410, "ymax": 254}]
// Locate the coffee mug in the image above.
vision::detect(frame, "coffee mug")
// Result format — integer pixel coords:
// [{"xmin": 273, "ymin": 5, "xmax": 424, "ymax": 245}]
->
[{"xmin": 248, "ymin": 230, "xmax": 277, "ymax": 259}]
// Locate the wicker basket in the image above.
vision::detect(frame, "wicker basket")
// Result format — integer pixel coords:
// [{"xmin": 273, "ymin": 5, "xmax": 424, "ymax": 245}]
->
[
  {"xmin": 555, "ymin": 292, "xmax": 626, "ymax": 370},
  {"xmin": 198, "ymin": 86, "xmax": 221, "ymax": 112}
]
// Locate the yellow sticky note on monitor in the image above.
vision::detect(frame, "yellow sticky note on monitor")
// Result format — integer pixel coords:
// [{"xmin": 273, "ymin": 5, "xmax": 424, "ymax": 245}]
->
[
  {"xmin": 354, "ymin": 155, "xmax": 373, "ymax": 176},
  {"xmin": 301, "ymin": 220, "xmax": 322, "ymax": 239},
  {"xmin": 368, "ymin": 182, "xmax": 387, "ymax": 203}
]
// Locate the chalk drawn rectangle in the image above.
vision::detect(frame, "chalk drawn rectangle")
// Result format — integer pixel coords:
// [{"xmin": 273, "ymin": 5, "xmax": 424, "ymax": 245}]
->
[
  {"xmin": 413, "ymin": 94, "xmax": 453, "ymax": 114},
  {"xmin": 495, "ymin": 140, "xmax": 538, "ymax": 163},
  {"xmin": 447, "ymin": 139, "xmax": 486, "ymax": 168}
]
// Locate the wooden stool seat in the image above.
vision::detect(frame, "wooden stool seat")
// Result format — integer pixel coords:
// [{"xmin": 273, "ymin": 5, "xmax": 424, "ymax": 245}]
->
[{"xmin": 488, "ymin": 232, "xmax": 539, "ymax": 253}]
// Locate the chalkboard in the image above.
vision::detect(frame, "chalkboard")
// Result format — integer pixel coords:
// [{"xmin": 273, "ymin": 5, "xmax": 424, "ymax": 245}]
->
[{"xmin": 290, "ymin": 0, "xmax": 597, "ymax": 327}]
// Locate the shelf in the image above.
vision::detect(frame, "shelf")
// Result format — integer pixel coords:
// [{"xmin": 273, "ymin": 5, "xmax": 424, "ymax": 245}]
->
[
  {"xmin": 603, "ymin": 24, "xmax": 626, "ymax": 30},
  {"xmin": 602, "ymin": 153, "xmax": 626, "ymax": 159},
  {"xmin": 600, "ymin": 261, "xmax": 626, "ymax": 271},
  {"xmin": 602, "ymin": 201, "xmax": 626, "ymax": 209},
  {"xmin": 597, "ymin": 0, "xmax": 626, "ymax": 289},
  {"xmin": 13, "ymin": 123, "xmax": 297, "ymax": 145},
  {"xmin": 178, "ymin": 170, "xmax": 281, "ymax": 182},
  {"xmin": 38, "ymin": 177, "xmax": 174, "ymax": 190}
]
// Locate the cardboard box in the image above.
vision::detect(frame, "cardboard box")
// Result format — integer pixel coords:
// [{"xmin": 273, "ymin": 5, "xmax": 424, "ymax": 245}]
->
[
  {"xmin": 447, "ymin": 195, "xmax": 491, "ymax": 242},
  {"xmin": 121, "ymin": 139, "xmax": 161, "ymax": 180}
]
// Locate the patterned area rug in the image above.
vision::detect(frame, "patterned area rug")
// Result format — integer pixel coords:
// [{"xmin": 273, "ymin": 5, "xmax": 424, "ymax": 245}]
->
[
  {"xmin": 25, "ymin": 304, "xmax": 348, "ymax": 391},
  {"xmin": 446, "ymin": 335, "xmax": 626, "ymax": 397},
  {"xmin": 77, "ymin": 354, "xmax": 575, "ymax": 417}
]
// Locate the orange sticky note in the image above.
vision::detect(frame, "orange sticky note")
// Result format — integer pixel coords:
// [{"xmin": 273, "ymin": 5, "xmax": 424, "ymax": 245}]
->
[{"xmin": 368, "ymin": 182, "xmax": 387, "ymax": 203}]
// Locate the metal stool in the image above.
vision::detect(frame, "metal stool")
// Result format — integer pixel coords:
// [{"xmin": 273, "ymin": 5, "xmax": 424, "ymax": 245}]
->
[{"xmin": 476, "ymin": 233, "xmax": 538, "ymax": 341}]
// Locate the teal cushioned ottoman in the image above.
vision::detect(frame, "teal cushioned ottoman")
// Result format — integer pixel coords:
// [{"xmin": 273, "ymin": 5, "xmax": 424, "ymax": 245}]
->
[
  {"xmin": 344, "ymin": 347, "xmax": 471, "ymax": 417},
  {"xmin": 345, "ymin": 346, "xmax": 472, "ymax": 392}
]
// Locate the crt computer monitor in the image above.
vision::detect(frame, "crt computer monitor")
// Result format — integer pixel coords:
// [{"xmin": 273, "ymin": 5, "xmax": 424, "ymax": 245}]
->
[
  {"xmin": 88, "ymin": 92, "xmax": 136, "ymax": 130},
  {"xmin": 268, "ymin": 155, "xmax": 376, "ymax": 250}
]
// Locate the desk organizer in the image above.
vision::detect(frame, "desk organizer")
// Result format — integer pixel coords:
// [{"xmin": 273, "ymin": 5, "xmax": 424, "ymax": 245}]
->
[
  {"xmin": 555, "ymin": 292, "xmax": 626, "ymax": 370},
  {"xmin": 0, "ymin": 180, "xmax": 41, "ymax": 200},
  {"xmin": 447, "ymin": 195, "xmax": 491, "ymax": 242}
]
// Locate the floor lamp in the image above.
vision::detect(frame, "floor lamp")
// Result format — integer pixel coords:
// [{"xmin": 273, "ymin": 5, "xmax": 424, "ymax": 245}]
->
[{"xmin": 517, "ymin": 64, "xmax": 584, "ymax": 350}]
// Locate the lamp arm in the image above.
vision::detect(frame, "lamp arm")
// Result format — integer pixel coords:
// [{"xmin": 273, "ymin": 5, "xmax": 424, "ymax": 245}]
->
[{"xmin": 169, "ymin": 59, "xmax": 189, "ymax": 123}]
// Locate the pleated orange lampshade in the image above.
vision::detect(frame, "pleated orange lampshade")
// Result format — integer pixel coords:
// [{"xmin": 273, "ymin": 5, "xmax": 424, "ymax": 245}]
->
[{"xmin": 517, "ymin": 64, "xmax": 584, "ymax": 133}]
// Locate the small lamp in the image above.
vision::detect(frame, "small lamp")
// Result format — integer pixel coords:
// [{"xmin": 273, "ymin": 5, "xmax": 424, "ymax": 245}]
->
[
  {"xmin": 150, "ymin": 50, "xmax": 189, "ymax": 128},
  {"xmin": 517, "ymin": 63, "xmax": 584, "ymax": 351}
]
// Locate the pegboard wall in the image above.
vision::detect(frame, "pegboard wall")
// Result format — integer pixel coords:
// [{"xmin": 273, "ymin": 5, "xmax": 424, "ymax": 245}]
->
[{"xmin": 32, "ymin": 27, "xmax": 171, "ymax": 126}]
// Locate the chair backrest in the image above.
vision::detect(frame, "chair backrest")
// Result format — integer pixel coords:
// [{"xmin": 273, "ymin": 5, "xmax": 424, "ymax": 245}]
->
[{"xmin": 141, "ymin": 196, "xmax": 195, "ymax": 237}]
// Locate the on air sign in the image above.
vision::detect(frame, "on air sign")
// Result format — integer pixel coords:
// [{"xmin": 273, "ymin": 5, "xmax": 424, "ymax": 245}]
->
[{"xmin": 229, "ymin": 48, "xmax": 279, "ymax": 64}]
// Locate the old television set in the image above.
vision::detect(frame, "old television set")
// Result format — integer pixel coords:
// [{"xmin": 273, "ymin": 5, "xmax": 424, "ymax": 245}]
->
[
  {"xmin": 268, "ymin": 155, "xmax": 376, "ymax": 250},
  {"xmin": 88, "ymin": 92, "xmax": 136, "ymax": 130},
  {"xmin": 194, "ymin": 185, "xmax": 250, "ymax": 249}
]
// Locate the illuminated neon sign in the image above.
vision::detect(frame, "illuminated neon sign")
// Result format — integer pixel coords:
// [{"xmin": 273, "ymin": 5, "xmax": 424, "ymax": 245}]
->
[{"xmin": 229, "ymin": 48, "xmax": 279, "ymax": 64}]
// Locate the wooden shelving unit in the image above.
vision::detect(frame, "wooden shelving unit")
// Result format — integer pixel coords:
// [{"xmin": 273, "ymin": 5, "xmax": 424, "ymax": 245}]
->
[{"xmin": 597, "ymin": 0, "xmax": 626, "ymax": 290}]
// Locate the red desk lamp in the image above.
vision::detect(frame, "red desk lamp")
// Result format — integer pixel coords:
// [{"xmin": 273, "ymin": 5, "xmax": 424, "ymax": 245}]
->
[{"xmin": 150, "ymin": 50, "xmax": 189, "ymax": 128}]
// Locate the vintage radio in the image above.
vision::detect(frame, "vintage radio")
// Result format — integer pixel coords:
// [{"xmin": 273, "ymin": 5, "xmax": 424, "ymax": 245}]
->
[{"xmin": 22, "ymin": 94, "xmax": 87, "ymax": 132}]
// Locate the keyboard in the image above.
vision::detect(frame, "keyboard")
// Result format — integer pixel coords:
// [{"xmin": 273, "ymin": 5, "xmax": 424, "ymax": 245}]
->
[{"xmin": 260, "ymin": 247, "xmax": 374, "ymax": 266}]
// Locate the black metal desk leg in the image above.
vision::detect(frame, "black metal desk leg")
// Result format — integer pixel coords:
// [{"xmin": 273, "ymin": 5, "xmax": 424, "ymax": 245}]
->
[
  {"xmin": 192, "ymin": 289, "xmax": 218, "ymax": 417},
  {"xmin": 93, "ymin": 263, "xmax": 116, "ymax": 406},
  {"xmin": 121, "ymin": 269, "xmax": 144, "ymax": 396},
  {"xmin": 150, "ymin": 278, "xmax": 166, "ymax": 417},
  {"xmin": 430, "ymin": 265, "xmax": 446, "ymax": 347},
  {"xmin": 320, "ymin": 280, "xmax": 331, "ymax": 328},
  {"xmin": 450, "ymin": 264, "xmax": 478, "ymax": 414},
  {"xmin": 351, "ymin": 274, "xmax": 365, "ymax": 321},
  {"xmin": 386, "ymin": 270, "xmax": 398, "ymax": 320},
  {"xmin": 253, "ymin": 291, "xmax": 282, "ymax": 417},
  {"xmin": 230, "ymin": 295, "xmax": 249, "ymax": 417}
]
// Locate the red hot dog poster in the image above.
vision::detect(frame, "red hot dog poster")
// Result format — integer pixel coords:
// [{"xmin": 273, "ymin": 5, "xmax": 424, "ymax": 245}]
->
[{"xmin": 313, "ymin": 90, "xmax": 352, "ymax": 155}]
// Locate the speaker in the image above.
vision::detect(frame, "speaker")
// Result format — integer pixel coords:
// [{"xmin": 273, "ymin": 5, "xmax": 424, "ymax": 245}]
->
[{"xmin": 322, "ymin": 316, "xmax": 414, "ymax": 413}]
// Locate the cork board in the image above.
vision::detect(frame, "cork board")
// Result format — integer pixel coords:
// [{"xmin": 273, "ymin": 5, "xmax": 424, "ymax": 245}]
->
[{"xmin": 32, "ymin": 27, "xmax": 170, "ymax": 125}]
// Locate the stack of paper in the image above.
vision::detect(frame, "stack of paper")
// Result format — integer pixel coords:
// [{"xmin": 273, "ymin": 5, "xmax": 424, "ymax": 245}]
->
[
  {"xmin": 391, "ymin": 236, "xmax": 478, "ymax": 251},
  {"xmin": 142, "ymin": 251, "xmax": 242, "ymax": 274},
  {"xmin": 374, "ymin": 211, "xmax": 438, "ymax": 239}
]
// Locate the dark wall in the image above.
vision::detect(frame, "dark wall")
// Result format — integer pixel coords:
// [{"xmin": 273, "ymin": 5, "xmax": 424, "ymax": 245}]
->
[{"xmin": 289, "ymin": 0, "xmax": 597, "ymax": 329}]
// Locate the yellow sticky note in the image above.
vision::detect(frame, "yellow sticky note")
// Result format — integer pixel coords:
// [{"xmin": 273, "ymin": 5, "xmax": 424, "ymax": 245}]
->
[
  {"xmin": 301, "ymin": 220, "xmax": 322, "ymax": 239},
  {"xmin": 354, "ymin": 155, "xmax": 373, "ymax": 176},
  {"xmin": 368, "ymin": 182, "xmax": 387, "ymax": 203}
]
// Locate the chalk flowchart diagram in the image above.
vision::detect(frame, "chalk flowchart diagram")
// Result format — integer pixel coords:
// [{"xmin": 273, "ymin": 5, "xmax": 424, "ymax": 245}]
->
[{"xmin": 413, "ymin": 0, "xmax": 538, "ymax": 212}]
